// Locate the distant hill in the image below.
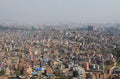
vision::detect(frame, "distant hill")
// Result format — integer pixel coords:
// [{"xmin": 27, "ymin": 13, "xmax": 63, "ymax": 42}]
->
[
  {"xmin": 0, "ymin": 25, "xmax": 29, "ymax": 30},
  {"xmin": 0, "ymin": 25, "xmax": 9, "ymax": 30}
]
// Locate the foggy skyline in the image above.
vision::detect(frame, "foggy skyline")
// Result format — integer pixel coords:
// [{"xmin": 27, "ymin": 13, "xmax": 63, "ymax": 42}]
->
[{"xmin": 0, "ymin": 0, "xmax": 120, "ymax": 25}]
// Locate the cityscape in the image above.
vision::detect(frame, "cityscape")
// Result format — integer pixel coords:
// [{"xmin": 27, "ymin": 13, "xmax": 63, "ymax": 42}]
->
[
  {"xmin": 0, "ymin": 24, "xmax": 120, "ymax": 79},
  {"xmin": 0, "ymin": 0, "xmax": 120, "ymax": 79}
]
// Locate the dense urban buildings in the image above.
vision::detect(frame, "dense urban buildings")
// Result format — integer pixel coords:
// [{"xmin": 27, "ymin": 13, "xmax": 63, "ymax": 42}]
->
[{"xmin": 0, "ymin": 24, "xmax": 120, "ymax": 79}]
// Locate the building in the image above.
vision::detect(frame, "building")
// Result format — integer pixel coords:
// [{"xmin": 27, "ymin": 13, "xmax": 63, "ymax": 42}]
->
[{"xmin": 88, "ymin": 26, "xmax": 94, "ymax": 31}]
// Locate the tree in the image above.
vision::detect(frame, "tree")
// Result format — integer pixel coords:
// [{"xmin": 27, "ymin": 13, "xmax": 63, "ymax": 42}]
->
[
  {"xmin": 0, "ymin": 69, "xmax": 4, "ymax": 75},
  {"xmin": 112, "ymin": 48, "xmax": 120, "ymax": 60},
  {"xmin": 111, "ymin": 47, "xmax": 120, "ymax": 65},
  {"xmin": 73, "ymin": 71, "xmax": 79, "ymax": 77},
  {"xmin": 30, "ymin": 76, "xmax": 36, "ymax": 79}
]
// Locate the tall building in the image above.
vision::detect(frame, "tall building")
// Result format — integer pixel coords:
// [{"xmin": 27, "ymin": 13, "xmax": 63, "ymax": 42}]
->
[{"xmin": 88, "ymin": 26, "xmax": 94, "ymax": 31}]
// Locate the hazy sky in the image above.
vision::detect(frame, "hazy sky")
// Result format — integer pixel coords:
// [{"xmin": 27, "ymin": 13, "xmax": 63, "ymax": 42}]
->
[{"xmin": 0, "ymin": 0, "xmax": 120, "ymax": 24}]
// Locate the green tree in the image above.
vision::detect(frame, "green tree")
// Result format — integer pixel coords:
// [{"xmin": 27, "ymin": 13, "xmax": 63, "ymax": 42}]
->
[
  {"xmin": 73, "ymin": 71, "xmax": 79, "ymax": 77},
  {"xmin": 0, "ymin": 69, "xmax": 4, "ymax": 75},
  {"xmin": 112, "ymin": 47, "xmax": 120, "ymax": 59},
  {"xmin": 112, "ymin": 47, "xmax": 120, "ymax": 64}
]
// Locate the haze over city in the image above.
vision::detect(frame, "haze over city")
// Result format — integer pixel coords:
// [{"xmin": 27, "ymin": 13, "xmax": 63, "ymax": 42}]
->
[
  {"xmin": 1, "ymin": 0, "xmax": 120, "ymax": 79},
  {"xmin": 0, "ymin": 0, "xmax": 120, "ymax": 25}
]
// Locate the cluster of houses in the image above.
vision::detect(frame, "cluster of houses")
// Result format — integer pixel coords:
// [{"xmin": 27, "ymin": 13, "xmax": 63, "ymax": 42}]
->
[{"xmin": 0, "ymin": 26, "xmax": 120, "ymax": 79}]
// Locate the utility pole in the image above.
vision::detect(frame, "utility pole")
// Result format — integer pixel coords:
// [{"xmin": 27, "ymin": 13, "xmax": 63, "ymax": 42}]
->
[{"xmin": 102, "ymin": 58, "xmax": 105, "ymax": 79}]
